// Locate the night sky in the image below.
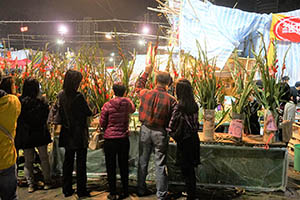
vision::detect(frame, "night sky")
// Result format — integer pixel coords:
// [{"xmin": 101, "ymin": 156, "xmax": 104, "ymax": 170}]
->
[
  {"xmin": 0, "ymin": 0, "xmax": 158, "ymax": 20},
  {"xmin": 1, "ymin": 0, "xmax": 300, "ymax": 51},
  {"xmin": 0, "ymin": 0, "xmax": 162, "ymax": 51}
]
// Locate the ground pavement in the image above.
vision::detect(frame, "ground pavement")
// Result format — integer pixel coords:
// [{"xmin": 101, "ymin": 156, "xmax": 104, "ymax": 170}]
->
[{"xmin": 17, "ymin": 156, "xmax": 300, "ymax": 200}]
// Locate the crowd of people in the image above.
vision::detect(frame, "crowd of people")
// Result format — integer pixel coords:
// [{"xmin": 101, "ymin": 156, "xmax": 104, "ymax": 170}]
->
[
  {"xmin": 0, "ymin": 64, "xmax": 201, "ymax": 200},
  {"xmin": 0, "ymin": 63, "xmax": 298, "ymax": 200}
]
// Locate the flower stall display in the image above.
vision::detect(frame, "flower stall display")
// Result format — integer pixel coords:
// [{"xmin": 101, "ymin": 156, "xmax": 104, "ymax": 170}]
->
[
  {"xmin": 75, "ymin": 46, "xmax": 113, "ymax": 113},
  {"xmin": 191, "ymin": 43, "xmax": 224, "ymax": 141},
  {"xmin": 228, "ymin": 52, "xmax": 257, "ymax": 141},
  {"xmin": 253, "ymin": 39, "xmax": 290, "ymax": 143}
]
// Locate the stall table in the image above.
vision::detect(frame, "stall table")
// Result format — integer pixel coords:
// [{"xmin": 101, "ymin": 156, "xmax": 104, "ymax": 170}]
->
[
  {"xmin": 51, "ymin": 131, "xmax": 288, "ymax": 192},
  {"xmin": 167, "ymin": 133, "xmax": 288, "ymax": 192}
]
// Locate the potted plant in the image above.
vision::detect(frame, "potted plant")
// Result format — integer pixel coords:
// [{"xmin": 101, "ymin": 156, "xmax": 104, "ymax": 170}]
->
[
  {"xmin": 229, "ymin": 52, "xmax": 257, "ymax": 141},
  {"xmin": 253, "ymin": 39, "xmax": 289, "ymax": 143},
  {"xmin": 191, "ymin": 42, "xmax": 224, "ymax": 141}
]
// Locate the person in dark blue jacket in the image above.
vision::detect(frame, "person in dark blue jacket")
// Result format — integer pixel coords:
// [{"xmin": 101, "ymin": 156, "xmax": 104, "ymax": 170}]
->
[{"xmin": 290, "ymin": 81, "xmax": 300, "ymax": 104}]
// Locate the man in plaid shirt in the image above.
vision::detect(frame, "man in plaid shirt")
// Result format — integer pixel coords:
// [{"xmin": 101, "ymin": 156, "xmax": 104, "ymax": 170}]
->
[{"xmin": 135, "ymin": 64, "xmax": 176, "ymax": 199}]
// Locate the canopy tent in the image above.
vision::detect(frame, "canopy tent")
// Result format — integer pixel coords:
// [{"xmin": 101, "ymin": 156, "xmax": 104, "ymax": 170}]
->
[{"xmin": 168, "ymin": 0, "xmax": 300, "ymax": 85}]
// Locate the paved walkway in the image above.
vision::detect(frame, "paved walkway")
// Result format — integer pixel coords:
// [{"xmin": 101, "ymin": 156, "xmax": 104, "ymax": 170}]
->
[{"xmin": 17, "ymin": 156, "xmax": 300, "ymax": 200}]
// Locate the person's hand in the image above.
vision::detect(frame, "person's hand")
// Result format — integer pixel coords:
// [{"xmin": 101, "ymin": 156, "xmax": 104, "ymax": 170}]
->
[{"xmin": 145, "ymin": 64, "xmax": 153, "ymax": 74}]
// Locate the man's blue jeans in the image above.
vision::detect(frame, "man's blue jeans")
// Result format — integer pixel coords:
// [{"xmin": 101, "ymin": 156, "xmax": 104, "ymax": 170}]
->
[
  {"xmin": 137, "ymin": 125, "xmax": 169, "ymax": 199},
  {"xmin": 0, "ymin": 165, "xmax": 18, "ymax": 200}
]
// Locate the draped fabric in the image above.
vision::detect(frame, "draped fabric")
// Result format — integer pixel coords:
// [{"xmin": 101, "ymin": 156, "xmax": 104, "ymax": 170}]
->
[{"xmin": 177, "ymin": 0, "xmax": 300, "ymax": 85}]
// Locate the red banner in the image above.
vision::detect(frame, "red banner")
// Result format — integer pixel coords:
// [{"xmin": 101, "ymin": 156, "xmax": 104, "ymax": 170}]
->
[{"xmin": 272, "ymin": 15, "xmax": 300, "ymax": 43}]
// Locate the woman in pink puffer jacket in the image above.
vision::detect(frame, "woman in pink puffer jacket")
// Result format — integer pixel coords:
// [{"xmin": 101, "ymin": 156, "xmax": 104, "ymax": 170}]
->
[{"xmin": 100, "ymin": 83, "xmax": 135, "ymax": 200}]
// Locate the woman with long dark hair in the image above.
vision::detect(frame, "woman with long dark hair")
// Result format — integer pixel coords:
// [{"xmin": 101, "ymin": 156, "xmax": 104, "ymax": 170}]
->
[
  {"xmin": 56, "ymin": 69, "xmax": 92, "ymax": 198},
  {"xmin": 16, "ymin": 77, "xmax": 52, "ymax": 193},
  {"xmin": 167, "ymin": 78, "xmax": 200, "ymax": 200},
  {"xmin": 0, "ymin": 76, "xmax": 15, "ymax": 94}
]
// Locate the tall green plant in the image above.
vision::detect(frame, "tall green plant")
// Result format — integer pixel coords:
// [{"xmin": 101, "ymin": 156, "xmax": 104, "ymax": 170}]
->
[
  {"xmin": 230, "ymin": 52, "xmax": 257, "ymax": 114},
  {"xmin": 252, "ymin": 38, "xmax": 289, "ymax": 116},
  {"xmin": 191, "ymin": 41, "xmax": 223, "ymax": 109},
  {"xmin": 75, "ymin": 45, "xmax": 113, "ymax": 113}
]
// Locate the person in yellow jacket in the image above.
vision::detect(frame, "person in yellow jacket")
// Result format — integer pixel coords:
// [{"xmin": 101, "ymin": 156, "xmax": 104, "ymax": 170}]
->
[{"xmin": 0, "ymin": 69, "xmax": 21, "ymax": 200}]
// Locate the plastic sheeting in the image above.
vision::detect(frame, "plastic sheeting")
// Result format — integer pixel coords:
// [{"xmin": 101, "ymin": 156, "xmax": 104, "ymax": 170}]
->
[
  {"xmin": 51, "ymin": 131, "xmax": 288, "ymax": 191},
  {"xmin": 168, "ymin": 144, "xmax": 288, "ymax": 192},
  {"xmin": 85, "ymin": 131, "xmax": 155, "ymax": 181}
]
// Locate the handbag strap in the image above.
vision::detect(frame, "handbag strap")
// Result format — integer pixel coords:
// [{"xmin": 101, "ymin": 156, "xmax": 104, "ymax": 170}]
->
[{"xmin": 0, "ymin": 124, "xmax": 13, "ymax": 141}]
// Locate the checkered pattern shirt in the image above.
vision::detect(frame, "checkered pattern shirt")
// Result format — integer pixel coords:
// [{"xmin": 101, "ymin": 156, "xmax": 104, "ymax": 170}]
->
[{"xmin": 135, "ymin": 72, "xmax": 177, "ymax": 129}]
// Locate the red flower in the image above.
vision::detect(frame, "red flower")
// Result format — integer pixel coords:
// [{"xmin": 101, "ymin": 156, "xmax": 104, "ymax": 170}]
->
[
  {"xmin": 149, "ymin": 83, "xmax": 153, "ymax": 89},
  {"xmin": 173, "ymin": 70, "xmax": 178, "ymax": 77},
  {"xmin": 106, "ymin": 94, "xmax": 109, "ymax": 99},
  {"xmin": 22, "ymin": 72, "xmax": 26, "ymax": 79},
  {"xmin": 272, "ymin": 66, "xmax": 277, "ymax": 73}
]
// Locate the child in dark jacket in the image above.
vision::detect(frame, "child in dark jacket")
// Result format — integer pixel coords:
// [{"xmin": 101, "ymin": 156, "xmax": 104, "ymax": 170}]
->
[{"xmin": 100, "ymin": 83, "xmax": 135, "ymax": 200}]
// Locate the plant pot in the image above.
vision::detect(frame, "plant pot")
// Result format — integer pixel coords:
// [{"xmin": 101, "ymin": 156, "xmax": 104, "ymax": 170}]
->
[
  {"xmin": 203, "ymin": 109, "xmax": 215, "ymax": 141},
  {"xmin": 229, "ymin": 112, "xmax": 244, "ymax": 141},
  {"xmin": 263, "ymin": 109, "xmax": 277, "ymax": 144}
]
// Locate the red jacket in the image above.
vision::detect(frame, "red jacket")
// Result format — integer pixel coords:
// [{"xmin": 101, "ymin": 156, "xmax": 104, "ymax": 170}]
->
[{"xmin": 100, "ymin": 97, "xmax": 135, "ymax": 139}]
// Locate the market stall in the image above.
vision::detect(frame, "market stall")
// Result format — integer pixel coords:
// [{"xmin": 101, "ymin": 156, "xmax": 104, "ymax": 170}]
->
[
  {"xmin": 76, "ymin": 131, "xmax": 288, "ymax": 192},
  {"xmin": 3, "ymin": 0, "xmax": 299, "ymax": 194}
]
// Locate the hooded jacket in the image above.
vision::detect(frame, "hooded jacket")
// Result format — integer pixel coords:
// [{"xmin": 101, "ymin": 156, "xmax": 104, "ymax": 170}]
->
[
  {"xmin": 0, "ymin": 90, "xmax": 21, "ymax": 170},
  {"xmin": 100, "ymin": 97, "xmax": 135, "ymax": 139}
]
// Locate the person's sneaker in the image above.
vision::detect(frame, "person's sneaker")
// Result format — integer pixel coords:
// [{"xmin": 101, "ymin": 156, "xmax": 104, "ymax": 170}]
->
[
  {"xmin": 43, "ymin": 184, "xmax": 53, "ymax": 190},
  {"xmin": 107, "ymin": 194, "xmax": 118, "ymax": 200},
  {"xmin": 28, "ymin": 185, "xmax": 35, "ymax": 193}
]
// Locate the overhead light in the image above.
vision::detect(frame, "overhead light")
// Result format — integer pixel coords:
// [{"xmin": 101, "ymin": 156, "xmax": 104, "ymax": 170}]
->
[
  {"xmin": 138, "ymin": 39, "xmax": 146, "ymax": 46},
  {"xmin": 20, "ymin": 26, "xmax": 29, "ymax": 32},
  {"xmin": 109, "ymin": 57, "xmax": 114, "ymax": 62},
  {"xmin": 110, "ymin": 52, "xmax": 115, "ymax": 57},
  {"xmin": 57, "ymin": 39, "xmax": 65, "ymax": 45},
  {"xmin": 58, "ymin": 25, "xmax": 68, "ymax": 35},
  {"xmin": 142, "ymin": 26, "xmax": 150, "ymax": 34},
  {"xmin": 105, "ymin": 33, "xmax": 112, "ymax": 39}
]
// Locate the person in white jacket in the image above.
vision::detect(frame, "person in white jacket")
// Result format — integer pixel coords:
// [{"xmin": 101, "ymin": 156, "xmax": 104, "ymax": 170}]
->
[{"xmin": 281, "ymin": 92, "xmax": 296, "ymax": 145}]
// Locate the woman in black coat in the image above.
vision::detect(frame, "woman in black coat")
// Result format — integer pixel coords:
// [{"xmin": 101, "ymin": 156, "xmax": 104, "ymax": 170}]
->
[
  {"xmin": 16, "ymin": 78, "xmax": 52, "ymax": 193},
  {"xmin": 56, "ymin": 69, "xmax": 92, "ymax": 198}
]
